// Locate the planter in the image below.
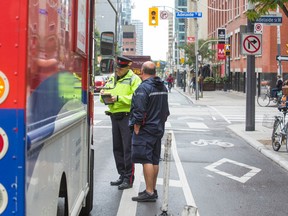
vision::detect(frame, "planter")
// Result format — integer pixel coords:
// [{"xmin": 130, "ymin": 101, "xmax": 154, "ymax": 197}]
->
[
  {"xmin": 203, "ymin": 83, "xmax": 215, "ymax": 91},
  {"xmin": 215, "ymin": 83, "xmax": 224, "ymax": 90},
  {"xmin": 224, "ymin": 83, "xmax": 228, "ymax": 91}
]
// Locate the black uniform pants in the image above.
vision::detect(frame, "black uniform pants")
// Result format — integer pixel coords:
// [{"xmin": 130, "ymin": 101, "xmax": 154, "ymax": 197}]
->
[{"xmin": 110, "ymin": 114, "xmax": 134, "ymax": 184}]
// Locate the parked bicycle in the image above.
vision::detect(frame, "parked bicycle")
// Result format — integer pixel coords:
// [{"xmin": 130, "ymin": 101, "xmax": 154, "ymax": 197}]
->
[
  {"xmin": 257, "ymin": 85, "xmax": 282, "ymax": 107},
  {"xmin": 271, "ymin": 106, "xmax": 288, "ymax": 151}
]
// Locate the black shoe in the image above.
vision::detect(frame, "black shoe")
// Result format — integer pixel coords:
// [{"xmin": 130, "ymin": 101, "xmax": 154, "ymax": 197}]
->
[
  {"xmin": 132, "ymin": 190, "xmax": 156, "ymax": 202},
  {"xmin": 118, "ymin": 181, "xmax": 132, "ymax": 190},
  {"xmin": 138, "ymin": 189, "xmax": 158, "ymax": 199},
  {"xmin": 110, "ymin": 177, "xmax": 123, "ymax": 186}
]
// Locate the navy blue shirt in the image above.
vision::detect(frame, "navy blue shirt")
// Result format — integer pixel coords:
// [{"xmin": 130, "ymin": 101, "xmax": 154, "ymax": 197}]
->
[{"xmin": 129, "ymin": 76, "xmax": 170, "ymax": 136}]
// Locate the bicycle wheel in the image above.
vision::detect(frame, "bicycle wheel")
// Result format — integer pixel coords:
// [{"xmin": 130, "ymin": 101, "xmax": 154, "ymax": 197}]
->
[
  {"xmin": 272, "ymin": 119, "xmax": 282, "ymax": 151},
  {"xmin": 257, "ymin": 93, "xmax": 270, "ymax": 107}
]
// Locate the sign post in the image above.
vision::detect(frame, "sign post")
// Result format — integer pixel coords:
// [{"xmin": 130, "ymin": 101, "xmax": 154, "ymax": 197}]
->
[{"xmin": 245, "ymin": 2, "xmax": 256, "ymax": 131}]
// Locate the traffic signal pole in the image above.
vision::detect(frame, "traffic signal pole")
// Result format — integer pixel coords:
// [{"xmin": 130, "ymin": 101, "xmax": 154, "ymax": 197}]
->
[
  {"xmin": 246, "ymin": 2, "xmax": 256, "ymax": 131},
  {"xmin": 194, "ymin": 0, "xmax": 199, "ymax": 100}
]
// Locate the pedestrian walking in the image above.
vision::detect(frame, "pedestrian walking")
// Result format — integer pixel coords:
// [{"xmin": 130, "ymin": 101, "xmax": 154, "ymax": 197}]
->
[
  {"xmin": 100, "ymin": 56, "xmax": 142, "ymax": 190},
  {"xmin": 271, "ymin": 75, "xmax": 283, "ymax": 100},
  {"xmin": 166, "ymin": 74, "xmax": 174, "ymax": 92},
  {"xmin": 129, "ymin": 61, "xmax": 170, "ymax": 202}
]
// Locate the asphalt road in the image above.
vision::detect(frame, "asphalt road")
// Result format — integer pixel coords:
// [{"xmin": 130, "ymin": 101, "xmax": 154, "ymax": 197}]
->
[{"xmin": 91, "ymin": 89, "xmax": 288, "ymax": 216}]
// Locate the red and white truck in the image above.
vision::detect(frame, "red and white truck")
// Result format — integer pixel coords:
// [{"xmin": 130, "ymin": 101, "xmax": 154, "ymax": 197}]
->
[{"xmin": 0, "ymin": 0, "xmax": 96, "ymax": 215}]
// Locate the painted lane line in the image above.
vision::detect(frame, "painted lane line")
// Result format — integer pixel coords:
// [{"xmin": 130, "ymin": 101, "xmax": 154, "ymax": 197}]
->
[
  {"xmin": 139, "ymin": 176, "xmax": 183, "ymax": 188},
  {"xmin": 93, "ymin": 126, "xmax": 112, "ymax": 129},
  {"xmin": 205, "ymin": 158, "xmax": 261, "ymax": 183},
  {"xmin": 177, "ymin": 116, "xmax": 204, "ymax": 121},
  {"xmin": 169, "ymin": 128, "xmax": 209, "ymax": 132},
  {"xmin": 117, "ymin": 163, "xmax": 142, "ymax": 216},
  {"xmin": 170, "ymin": 131, "xmax": 200, "ymax": 215},
  {"xmin": 166, "ymin": 122, "xmax": 172, "ymax": 128},
  {"xmin": 187, "ymin": 122, "xmax": 208, "ymax": 129},
  {"xmin": 209, "ymin": 106, "xmax": 231, "ymax": 124}
]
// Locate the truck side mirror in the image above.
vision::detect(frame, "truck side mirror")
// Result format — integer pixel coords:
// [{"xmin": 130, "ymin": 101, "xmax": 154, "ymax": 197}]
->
[{"xmin": 100, "ymin": 32, "xmax": 114, "ymax": 56}]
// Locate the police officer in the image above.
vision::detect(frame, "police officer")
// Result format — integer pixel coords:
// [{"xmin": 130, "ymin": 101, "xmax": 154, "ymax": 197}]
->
[{"xmin": 100, "ymin": 56, "xmax": 142, "ymax": 190}]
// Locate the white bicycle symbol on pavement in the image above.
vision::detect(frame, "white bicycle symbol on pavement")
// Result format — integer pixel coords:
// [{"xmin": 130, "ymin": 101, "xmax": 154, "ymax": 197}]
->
[{"xmin": 191, "ymin": 139, "xmax": 234, "ymax": 148}]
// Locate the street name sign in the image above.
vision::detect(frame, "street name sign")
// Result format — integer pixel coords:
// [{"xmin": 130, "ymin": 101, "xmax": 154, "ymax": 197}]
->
[
  {"xmin": 175, "ymin": 12, "xmax": 202, "ymax": 18},
  {"xmin": 276, "ymin": 55, "xmax": 288, "ymax": 61},
  {"xmin": 254, "ymin": 13, "xmax": 282, "ymax": 26}
]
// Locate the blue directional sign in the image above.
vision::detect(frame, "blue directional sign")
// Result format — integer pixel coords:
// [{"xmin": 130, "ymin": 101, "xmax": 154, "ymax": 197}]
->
[
  {"xmin": 175, "ymin": 12, "xmax": 202, "ymax": 19},
  {"xmin": 254, "ymin": 15, "xmax": 282, "ymax": 25}
]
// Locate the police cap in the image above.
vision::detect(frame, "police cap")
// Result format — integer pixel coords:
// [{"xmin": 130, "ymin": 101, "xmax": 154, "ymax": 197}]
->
[{"xmin": 116, "ymin": 56, "xmax": 133, "ymax": 68}]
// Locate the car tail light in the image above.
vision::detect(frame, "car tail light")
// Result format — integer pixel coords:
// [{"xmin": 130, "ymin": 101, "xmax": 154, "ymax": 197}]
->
[
  {"xmin": 0, "ymin": 71, "xmax": 9, "ymax": 104},
  {"xmin": 0, "ymin": 184, "xmax": 8, "ymax": 214},
  {"xmin": 0, "ymin": 128, "xmax": 8, "ymax": 160}
]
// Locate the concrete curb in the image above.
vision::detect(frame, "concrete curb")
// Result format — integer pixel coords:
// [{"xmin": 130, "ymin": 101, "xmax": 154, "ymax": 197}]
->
[{"xmin": 228, "ymin": 124, "xmax": 288, "ymax": 172}]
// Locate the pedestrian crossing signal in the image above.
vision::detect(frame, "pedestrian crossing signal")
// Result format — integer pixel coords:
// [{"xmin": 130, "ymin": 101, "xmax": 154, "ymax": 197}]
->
[
  {"xmin": 286, "ymin": 44, "xmax": 288, "ymax": 54},
  {"xmin": 149, "ymin": 7, "xmax": 158, "ymax": 26},
  {"xmin": 224, "ymin": 44, "xmax": 230, "ymax": 56}
]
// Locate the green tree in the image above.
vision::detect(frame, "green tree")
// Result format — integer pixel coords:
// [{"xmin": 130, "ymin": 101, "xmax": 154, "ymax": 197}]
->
[
  {"xmin": 182, "ymin": 39, "xmax": 217, "ymax": 66},
  {"xmin": 246, "ymin": 0, "xmax": 288, "ymax": 20}
]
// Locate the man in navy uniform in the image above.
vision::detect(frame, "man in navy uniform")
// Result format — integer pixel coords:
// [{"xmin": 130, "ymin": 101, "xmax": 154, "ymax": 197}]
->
[
  {"xmin": 129, "ymin": 61, "xmax": 169, "ymax": 201},
  {"xmin": 100, "ymin": 56, "xmax": 142, "ymax": 190}
]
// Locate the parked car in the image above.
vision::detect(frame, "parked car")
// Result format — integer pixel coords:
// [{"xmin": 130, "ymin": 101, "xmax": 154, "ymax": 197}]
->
[{"xmin": 94, "ymin": 75, "xmax": 108, "ymax": 92}]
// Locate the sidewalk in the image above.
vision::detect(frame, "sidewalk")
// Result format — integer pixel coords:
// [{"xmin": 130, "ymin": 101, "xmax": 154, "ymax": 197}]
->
[{"xmin": 175, "ymin": 87, "xmax": 288, "ymax": 172}]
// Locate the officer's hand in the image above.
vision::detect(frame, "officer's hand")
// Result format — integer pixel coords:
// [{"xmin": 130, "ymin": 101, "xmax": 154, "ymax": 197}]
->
[{"xmin": 111, "ymin": 95, "xmax": 117, "ymax": 102}]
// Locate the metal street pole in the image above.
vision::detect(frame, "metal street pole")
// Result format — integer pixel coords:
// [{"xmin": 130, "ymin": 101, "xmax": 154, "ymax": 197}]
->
[
  {"xmin": 277, "ymin": 5, "xmax": 282, "ymax": 76},
  {"xmin": 107, "ymin": 0, "xmax": 118, "ymax": 57},
  {"xmin": 246, "ymin": 2, "xmax": 256, "ymax": 131},
  {"xmin": 194, "ymin": 0, "xmax": 199, "ymax": 100}
]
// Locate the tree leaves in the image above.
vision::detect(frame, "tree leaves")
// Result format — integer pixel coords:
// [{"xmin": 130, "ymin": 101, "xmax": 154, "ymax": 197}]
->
[{"xmin": 246, "ymin": 0, "xmax": 288, "ymax": 20}]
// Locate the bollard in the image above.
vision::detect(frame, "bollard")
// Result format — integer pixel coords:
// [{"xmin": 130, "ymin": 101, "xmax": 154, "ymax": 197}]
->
[
  {"xmin": 181, "ymin": 205, "xmax": 198, "ymax": 216},
  {"xmin": 158, "ymin": 132, "xmax": 172, "ymax": 216}
]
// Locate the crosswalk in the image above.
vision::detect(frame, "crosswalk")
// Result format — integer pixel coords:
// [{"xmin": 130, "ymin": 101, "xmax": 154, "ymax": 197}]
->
[{"xmin": 94, "ymin": 114, "xmax": 269, "ymax": 129}]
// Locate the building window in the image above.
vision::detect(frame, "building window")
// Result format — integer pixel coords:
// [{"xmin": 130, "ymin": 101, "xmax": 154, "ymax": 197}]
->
[
  {"xmin": 230, "ymin": 35, "xmax": 233, "ymax": 59},
  {"xmin": 228, "ymin": 0, "xmax": 233, "ymax": 21},
  {"xmin": 235, "ymin": 33, "xmax": 240, "ymax": 58},
  {"xmin": 243, "ymin": 0, "xmax": 248, "ymax": 12},
  {"xmin": 123, "ymin": 32, "xmax": 134, "ymax": 38},
  {"xmin": 179, "ymin": 25, "xmax": 185, "ymax": 31},
  {"xmin": 234, "ymin": 0, "xmax": 239, "ymax": 17},
  {"xmin": 178, "ymin": 0, "xmax": 187, "ymax": 6}
]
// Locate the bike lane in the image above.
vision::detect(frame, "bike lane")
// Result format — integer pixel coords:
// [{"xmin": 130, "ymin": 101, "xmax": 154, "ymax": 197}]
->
[{"xmin": 172, "ymin": 102, "xmax": 288, "ymax": 216}]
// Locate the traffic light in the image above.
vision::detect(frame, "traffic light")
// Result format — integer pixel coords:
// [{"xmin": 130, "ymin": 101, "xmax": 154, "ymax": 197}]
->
[
  {"xmin": 156, "ymin": 61, "xmax": 160, "ymax": 68},
  {"xmin": 286, "ymin": 43, "xmax": 288, "ymax": 54},
  {"xmin": 149, "ymin": 7, "xmax": 158, "ymax": 26}
]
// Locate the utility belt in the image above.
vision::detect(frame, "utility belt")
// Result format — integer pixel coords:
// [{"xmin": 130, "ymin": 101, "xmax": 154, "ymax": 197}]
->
[{"xmin": 105, "ymin": 111, "xmax": 130, "ymax": 120}]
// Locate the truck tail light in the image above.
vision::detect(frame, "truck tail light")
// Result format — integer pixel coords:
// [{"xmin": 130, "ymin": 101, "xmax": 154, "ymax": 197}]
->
[
  {"xmin": 0, "ymin": 128, "xmax": 8, "ymax": 160},
  {"xmin": 0, "ymin": 71, "xmax": 9, "ymax": 104},
  {"xmin": 0, "ymin": 184, "xmax": 8, "ymax": 214}
]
